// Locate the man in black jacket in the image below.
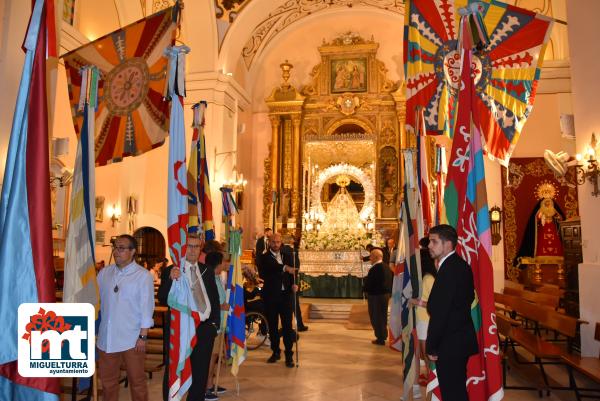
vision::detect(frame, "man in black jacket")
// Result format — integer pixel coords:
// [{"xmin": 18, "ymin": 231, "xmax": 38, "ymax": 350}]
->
[
  {"xmin": 257, "ymin": 232, "xmax": 297, "ymax": 367},
  {"xmin": 158, "ymin": 234, "xmax": 222, "ymax": 401},
  {"xmin": 254, "ymin": 227, "xmax": 272, "ymax": 264},
  {"xmin": 426, "ymin": 224, "xmax": 478, "ymax": 401},
  {"xmin": 282, "ymin": 237, "xmax": 308, "ymax": 332},
  {"xmin": 363, "ymin": 248, "xmax": 391, "ymax": 345}
]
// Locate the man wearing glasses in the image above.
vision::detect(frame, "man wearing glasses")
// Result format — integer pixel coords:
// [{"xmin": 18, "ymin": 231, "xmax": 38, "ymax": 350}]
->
[
  {"xmin": 158, "ymin": 233, "xmax": 221, "ymax": 401},
  {"xmin": 96, "ymin": 234, "xmax": 155, "ymax": 401}
]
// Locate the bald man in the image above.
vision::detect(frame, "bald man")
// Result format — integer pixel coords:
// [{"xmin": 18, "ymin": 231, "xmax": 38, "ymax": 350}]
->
[
  {"xmin": 363, "ymin": 248, "xmax": 391, "ymax": 345},
  {"xmin": 257, "ymin": 233, "xmax": 298, "ymax": 367}
]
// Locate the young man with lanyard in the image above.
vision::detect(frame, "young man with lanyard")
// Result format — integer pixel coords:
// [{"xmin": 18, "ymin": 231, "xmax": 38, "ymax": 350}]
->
[{"xmin": 97, "ymin": 234, "xmax": 155, "ymax": 401}]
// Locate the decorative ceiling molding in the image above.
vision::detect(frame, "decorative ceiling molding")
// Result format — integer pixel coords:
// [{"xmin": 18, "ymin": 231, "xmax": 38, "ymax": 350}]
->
[
  {"xmin": 241, "ymin": 0, "xmax": 404, "ymax": 70},
  {"xmin": 215, "ymin": 0, "xmax": 251, "ymax": 23}
]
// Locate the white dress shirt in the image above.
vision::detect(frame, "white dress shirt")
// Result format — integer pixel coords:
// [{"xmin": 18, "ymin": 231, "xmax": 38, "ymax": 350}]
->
[
  {"xmin": 182, "ymin": 259, "xmax": 211, "ymax": 316},
  {"xmin": 97, "ymin": 261, "xmax": 155, "ymax": 353},
  {"xmin": 437, "ymin": 250, "xmax": 456, "ymax": 271}
]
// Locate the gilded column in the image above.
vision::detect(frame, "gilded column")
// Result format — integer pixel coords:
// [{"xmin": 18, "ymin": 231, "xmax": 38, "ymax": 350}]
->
[
  {"xmin": 291, "ymin": 114, "xmax": 302, "ymax": 224},
  {"xmin": 269, "ymin": 115, "xmax": 281, "ymax": 192}
]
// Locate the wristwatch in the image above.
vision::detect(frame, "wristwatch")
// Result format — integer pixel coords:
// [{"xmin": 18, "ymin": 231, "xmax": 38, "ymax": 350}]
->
[{"xmin": 138, "ymin": 335, "xmax": 148, "ymax": 341}]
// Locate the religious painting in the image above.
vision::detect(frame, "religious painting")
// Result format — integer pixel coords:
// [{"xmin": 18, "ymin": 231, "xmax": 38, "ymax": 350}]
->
[
  {"xmin": 331, "ymin": 58, "xmax": 367, "ymax": 93},
  {"xmin": 501, "ymin": 158, "xmax": 579, "ymax": 281}
]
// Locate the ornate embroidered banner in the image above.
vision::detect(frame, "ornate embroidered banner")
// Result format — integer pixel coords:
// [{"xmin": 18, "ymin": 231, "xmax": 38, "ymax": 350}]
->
[
  {"xmin": 63, "ymin": 6, "xmax": 178, "ymax": 166},
  {"xmin": 404, "ymin": 0, "xmax": 553, "ymax": 165}
]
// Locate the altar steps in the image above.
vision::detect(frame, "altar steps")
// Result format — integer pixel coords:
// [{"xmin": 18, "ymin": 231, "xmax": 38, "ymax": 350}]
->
[
  {"xmin": 303, "ymin": 298, "xmax": 367, "ymax": 321},
  {"xmin": 308, "ymin": 303, "xmax": 353, "ymax": 320}
]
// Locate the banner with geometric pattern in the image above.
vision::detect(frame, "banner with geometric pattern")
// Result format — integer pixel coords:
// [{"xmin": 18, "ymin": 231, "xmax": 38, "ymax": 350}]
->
[
  {"xmin": 63, "ymin": 6, "xmax": 178, "ymax": 166},
  {"xmin": 404, "ymin": 0, "xmax": 552, "ymax": 166}
]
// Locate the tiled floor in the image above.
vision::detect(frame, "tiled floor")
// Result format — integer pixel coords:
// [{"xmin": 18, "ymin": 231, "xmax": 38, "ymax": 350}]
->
[{"xmin": 104, "ymin": 321, "xmax": 596, "ymax": 401}]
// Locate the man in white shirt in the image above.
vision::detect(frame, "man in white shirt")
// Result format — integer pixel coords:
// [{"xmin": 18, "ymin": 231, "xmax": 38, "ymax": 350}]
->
[{"xmin": 97, "ymin": 234, "xmax": 155, "ymax": 401}]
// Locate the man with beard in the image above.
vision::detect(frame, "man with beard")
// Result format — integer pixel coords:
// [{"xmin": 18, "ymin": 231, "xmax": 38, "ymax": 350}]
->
[
  {"xmin": 257, "ymin": 233, "xmax": 297, "ymax": 367},
  {"xmin": 426, "ymin": 224, "xmax": 478, "ymax": 401}
]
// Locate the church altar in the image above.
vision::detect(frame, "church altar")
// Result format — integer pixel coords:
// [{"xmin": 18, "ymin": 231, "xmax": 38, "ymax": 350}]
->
[
  {"xmin": 299, "ymin": 250, "xmax": 367, "ymax": 276},
  {"xmin": 298, "ymin": 250, "xmax": 369, "ymax": 298}
]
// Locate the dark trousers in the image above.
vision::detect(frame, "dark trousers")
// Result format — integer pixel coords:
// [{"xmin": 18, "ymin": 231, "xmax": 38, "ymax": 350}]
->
[
  {"xmin": 264, "ymin": 291, "xmax": 294, "ymax": 358},
  {"xmin": 162, "ymin": 312, "xmax": 171, "ymax": 401},
  {"xmin": 295, "ymin": 292, "xmax": 305, "ymax": 328},
  {"xmin": 436, "ymin": 353, "xmax": 469, "ymax": 401},
  {"xmin": 367, "ymin": 294, "xmax": 389, "ymax": 341},
  {"xmin": 187, "ymin": 323, "xmax": 217, "ymax": 401}
]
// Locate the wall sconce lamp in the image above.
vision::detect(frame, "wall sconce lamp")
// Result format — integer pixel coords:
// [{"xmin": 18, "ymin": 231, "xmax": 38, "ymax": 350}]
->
[
  {"xmin": 222, "ymin": 168, "xmax": 247, "ymax": 209},
  {"xmin": 575, "ymin": 133, "xmax": 600, "ymax": 197},
  {"xmin": 106, "ymin": 204, "xmax": 121, "ymax": 227},
  {"xmin": 489, "ymin": 205, "xmax": 502, "ymax": 245}
]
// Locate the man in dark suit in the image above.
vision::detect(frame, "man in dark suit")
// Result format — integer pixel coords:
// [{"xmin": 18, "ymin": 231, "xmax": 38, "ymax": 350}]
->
[
  {"xmin": 257, "ymin": 232, "xmax": 297, "ymax": 367},
  {"xmin": 383, "ymin": 237, "xmax": 396, "ymax": 268},
  {"xmin": 158, "ymin": 234, "xmax": 222, "ymax": 401},
  {"xmin": 426, "ymin": 224, "xmax": 478, "ymax": 401},
  {"xmin": 282, "ymin": 236, "xmax": 308, "ymax": 332},
  {"xmin": 254, "ymin": 227, "xmax": 273, "ymax": 264},
  {"xmin": 363, "ymin": 248, "xmax": 391, "ymax": 345}
]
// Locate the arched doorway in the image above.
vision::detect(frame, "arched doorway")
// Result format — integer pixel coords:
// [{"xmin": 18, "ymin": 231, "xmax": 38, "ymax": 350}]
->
[{"xmin": 133, "ymin": 226, "xmax": 166, "ymax": 266}]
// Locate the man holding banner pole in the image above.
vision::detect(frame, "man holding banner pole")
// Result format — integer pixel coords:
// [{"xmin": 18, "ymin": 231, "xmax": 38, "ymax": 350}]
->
[{"xmin": 426, "ymin": 225, "xmax": 478, "ymax": 401}]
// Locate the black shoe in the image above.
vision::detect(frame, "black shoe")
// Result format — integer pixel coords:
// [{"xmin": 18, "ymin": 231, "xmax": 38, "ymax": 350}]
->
[
  {"xmin": 205, "ymin": 391, "xmax": 219, "ymax": 401},
  {"xmin": 215, "ymin": 386, "xmax": 226, "ymax": 394},
  {"xmin": 371, "ymin": 339, "xmax": 385, "ymax": 345},
  {"xmin": 285, "ymin": 358, "xmax": 295, "ymax": 368},
  {"xmin": 266, "ymin": 352, "xmax": 281, "ymax": 363},
  {"xmin": 298, "ymin": 325, "xmax": 309, "ymax": 332}
]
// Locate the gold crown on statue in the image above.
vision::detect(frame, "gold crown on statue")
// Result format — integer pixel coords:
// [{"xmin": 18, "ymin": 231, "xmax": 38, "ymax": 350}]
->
[
  {"xmin": 335, "ymin": 174, "xmax": 351, "ymax": 188},
  {"xmin": 535, "ymin": 181, "xmax": 557, "ymax": 200}
]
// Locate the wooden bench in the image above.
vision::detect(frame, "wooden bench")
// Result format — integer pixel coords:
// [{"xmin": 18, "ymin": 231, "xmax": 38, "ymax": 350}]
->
[
  {"xmin": 560, "ymin": 323, "xmax": 600, "ymax": 400},
  {"xmin": 504, "ymin": 287, "xmax": 561, "ymax": 310},
  {"xmin": 496, "ymin": 314, "xmax": 549, "ymax": 395},
  {"xmin": 496, "ymin": 297, "xmax": 580, "ymax": 396}
]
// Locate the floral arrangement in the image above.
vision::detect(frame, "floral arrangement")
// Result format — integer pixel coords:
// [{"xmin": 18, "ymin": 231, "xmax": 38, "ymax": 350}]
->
[{"xmin": 300, "ymin": 229, "xmax": 383, "ymax": 251}]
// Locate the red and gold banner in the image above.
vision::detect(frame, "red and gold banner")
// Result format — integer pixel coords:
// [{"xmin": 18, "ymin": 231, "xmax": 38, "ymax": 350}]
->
[{"xmin": 63, "ymin": 6, "xmax": 178, "ymax": 166}]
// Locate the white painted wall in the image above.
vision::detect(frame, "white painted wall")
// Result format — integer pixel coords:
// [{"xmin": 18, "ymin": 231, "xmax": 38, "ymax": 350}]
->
[{"xmin": 567, "ymin": 0, "xmax": 600, "ymax": 357}]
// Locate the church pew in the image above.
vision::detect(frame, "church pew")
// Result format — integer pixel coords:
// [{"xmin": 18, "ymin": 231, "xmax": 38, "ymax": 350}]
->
[
  {"xmin": 496, "ymin": 296, "xmax": 581, "ymax": 396},
  {"xmin": 504, "ymin": 287, "xmax": 561, "ymax": 310},
  {"xmin": 504, "ymin": 280, "xmax": 525, "ymax": 292},
  {"xmin": 496, "ymin": 314, "xmax": 546, "ymax": 396},
  {"xmin": 560, "ymin": 322, "xmax": 600, "ymax": 400},
  {"xmin": 535, "ymin": 283, "xmax": 566, "ymax": 298}
]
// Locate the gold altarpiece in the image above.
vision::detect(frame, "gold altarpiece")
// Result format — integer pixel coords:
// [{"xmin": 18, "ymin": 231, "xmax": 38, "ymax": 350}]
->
[{"xmin": 264, "ymin": 33, "xmax": 406, "ymax": 238}]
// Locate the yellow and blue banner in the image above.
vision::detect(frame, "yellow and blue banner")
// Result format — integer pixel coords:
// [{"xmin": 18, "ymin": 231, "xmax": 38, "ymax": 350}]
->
[
  {"xmin": 63, "ymin": 66, "xmax": 99, "ymax": 312},
  {"xmin": 226, "ymin": 229, "xmax": 246, "ymax": 376},
  {"xmin": 188, "ymin": 102, "xmax": 215, "ymax": 240}
]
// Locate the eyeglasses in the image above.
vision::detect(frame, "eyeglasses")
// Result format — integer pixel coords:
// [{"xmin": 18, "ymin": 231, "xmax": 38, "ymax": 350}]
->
[
  {"xmin": 113, "ymin": 246, "xmax": 134, "ymax": 252},
  {"xmin": 188, "ymin": 245, "xmax": 201, "ymax": 249}
]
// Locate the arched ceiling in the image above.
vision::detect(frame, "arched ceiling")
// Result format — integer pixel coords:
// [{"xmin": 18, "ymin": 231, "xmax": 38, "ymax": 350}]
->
[{"xmin": 217, "ymin": 0, "xmax": 405, "ymax": 74}]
